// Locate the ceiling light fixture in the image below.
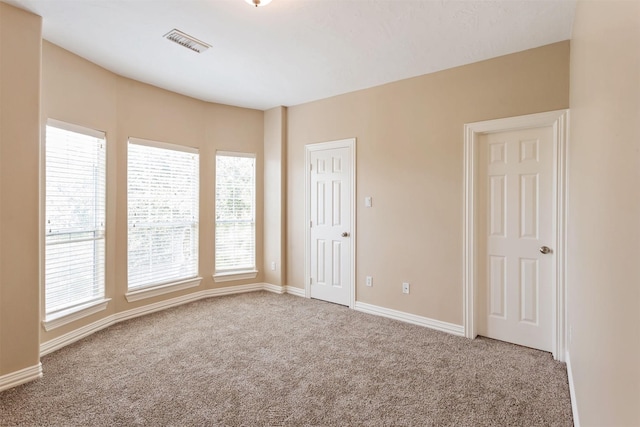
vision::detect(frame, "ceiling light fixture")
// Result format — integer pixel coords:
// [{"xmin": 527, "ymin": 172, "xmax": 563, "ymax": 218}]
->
[{"xmin": 245, "ymin": 0, "xmax": 272, "ymax": 7}]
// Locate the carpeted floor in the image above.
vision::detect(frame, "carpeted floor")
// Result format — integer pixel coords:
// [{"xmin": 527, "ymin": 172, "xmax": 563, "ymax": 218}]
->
[{"xmin": 0, "ymin": 292, "xmax": 573, "ymax": 426}]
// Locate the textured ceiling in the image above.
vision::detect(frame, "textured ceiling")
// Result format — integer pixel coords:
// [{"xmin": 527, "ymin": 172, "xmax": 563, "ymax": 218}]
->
[{"xmin": 5, "ymin": 0, "xmax": 576, "ymax": 110}]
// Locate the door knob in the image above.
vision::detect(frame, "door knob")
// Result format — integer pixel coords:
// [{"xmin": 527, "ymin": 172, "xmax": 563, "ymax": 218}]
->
[
  {"xmin": 341, "ymin": 232, "xmax": 350, "ymax": 237},
  {"xmin": 539, "ymin": 246, "xmax": 552, "ymax": 254}
]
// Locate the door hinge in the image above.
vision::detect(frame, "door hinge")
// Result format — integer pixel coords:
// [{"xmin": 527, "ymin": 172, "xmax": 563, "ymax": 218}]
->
[
  {"xmin": 310, "ymin": 220, "xmax": 312, "ymax": 228},
  {"xmin": 310, "ymin": 163, "xmax": 313, "ymax": 171},
  {"xmin": 309, "ymin": 277, "xmax": 312, "ymax": 285}
]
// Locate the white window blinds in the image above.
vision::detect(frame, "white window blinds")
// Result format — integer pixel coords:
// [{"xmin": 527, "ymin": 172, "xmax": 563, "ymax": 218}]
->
[
  {"xmin": 128, "ymin": 138, "xmax": 199, "ymax": 290},
  {"xmin": 215, "ymin": 152, "xmax": 256, "ymax": 273},
  {"xmin": 45, "ymin": 120, "xmax": 106, "ymax": 318}
]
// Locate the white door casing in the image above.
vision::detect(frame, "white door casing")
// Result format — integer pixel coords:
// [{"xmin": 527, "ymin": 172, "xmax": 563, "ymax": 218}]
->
[
  {"xmin": 305, "ymin": 138, "xmax": 356, "ymax": 307},
  {"xmin": 477, "ymin": 127, "xmax": 554, "ymax": 352},
  {"xmin": 463, "ymin": 110, "xmax": 568, "ymax": 361}
]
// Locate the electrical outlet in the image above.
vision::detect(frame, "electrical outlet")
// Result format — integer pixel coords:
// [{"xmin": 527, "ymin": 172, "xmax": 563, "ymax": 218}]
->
[
  {"xmin": 366, "ymin": 276, "xmax": 373, "ymax": 287},
  {"xmin": 270, "ymin": 261, "xmax": 276, "ymax": 271},
  {"xmin": 402, "ymin": 282, "xmax": 410, "ymax": 294}
]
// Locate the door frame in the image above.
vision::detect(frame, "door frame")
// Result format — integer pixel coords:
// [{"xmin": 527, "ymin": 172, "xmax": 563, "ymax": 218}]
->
[
  {"xmin": 463, "ymin": 110, "xmax": 569, "ymax": 361},
  {"xmin": 305, "ymin": 138, "xmax": 356, "ymax": 308}
]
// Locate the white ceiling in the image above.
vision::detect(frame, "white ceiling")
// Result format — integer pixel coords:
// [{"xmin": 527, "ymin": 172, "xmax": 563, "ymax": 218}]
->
[{"xmin": 5, "ymin": 0, "xmax": 576, "ymax": 110}]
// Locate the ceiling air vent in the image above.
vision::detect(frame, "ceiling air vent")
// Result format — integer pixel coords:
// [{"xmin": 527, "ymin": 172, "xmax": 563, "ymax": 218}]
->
[{"xmin": 163, "ymin": 29, "xmax": 211, "ymax": 53}]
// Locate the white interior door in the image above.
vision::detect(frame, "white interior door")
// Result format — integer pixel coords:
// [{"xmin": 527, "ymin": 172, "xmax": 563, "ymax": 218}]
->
[
  {"xmin": 308, "ymin": 141, "xmax": 354, "ymax": 306},
  {"xmin": 477, "ymin": 127, "xmax": 554, "ymax": 352}
]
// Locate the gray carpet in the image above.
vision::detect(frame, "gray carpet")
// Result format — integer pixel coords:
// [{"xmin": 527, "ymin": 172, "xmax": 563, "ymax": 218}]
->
[{"xmin": 0, "ymin": 292, "xmax": 573, "ymax": 426}]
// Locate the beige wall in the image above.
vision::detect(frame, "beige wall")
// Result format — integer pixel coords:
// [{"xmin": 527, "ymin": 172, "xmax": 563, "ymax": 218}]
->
[
  {"xmin": 287, "ymin": 42, "xmax": 570, "ymax": 324},
  {"xmin": 0, "ymin": 3, "xmax": 42, "ymax": 376},
  {"xmin": 568, "ymin": 1, "xmax": 640, "ymax": 425},
  {"xmin": 263, "ymin": 107, "xmax": 287, "ymax": 286},
  {"xmin": 41, "ymin": 42, "xmax": 264, "ymax": 341}
]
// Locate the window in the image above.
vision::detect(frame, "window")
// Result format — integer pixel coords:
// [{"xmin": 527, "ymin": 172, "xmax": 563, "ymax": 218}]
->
[
  {"xmin": 128, "ymin": 138, "xmax": 199, "ymax": 290},
  {"xmin": 45, "ymin": 120, "xmax": 106, "ymax": 320},
  {"xmin": 215, "ymin": 152, "xmax": 256, "ymax": 277}
]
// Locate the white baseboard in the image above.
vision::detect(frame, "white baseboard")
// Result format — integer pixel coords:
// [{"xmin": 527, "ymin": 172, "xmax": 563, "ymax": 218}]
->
[
  {"xmin": 285, "ymin": 286, "xmax": 305, "ymax": 297},
  {"xmin": 41, "ymin": 283, "xmax": 284, "ymax": 357},
  {"xmin": 0, "ymin": 363, "xmax": 42, "ymax": 392},
  {"xmin": 284, "ymin": 288, "xmax": 462, "ymax": 338},
  {"xmin": 40, "ymin": 314, "xmax": 116, "ymax": 356},
  {"xmin": 263, "ymin": 283, "xmax": 286, "ymax": 294},
  {"xmin": 565, "ymin": 350, "xmax": 580, "ymax": 427},
  {"xmin": 354, "ymin": 301, "xmax": 465, "ymax": 336},
  {"xmin": 207, "ymin": 283, "xmax": 264, "ymax": 296},
  {"xmin": 116, "ymin": 289, "xmax": 211, "ymax": 323}
]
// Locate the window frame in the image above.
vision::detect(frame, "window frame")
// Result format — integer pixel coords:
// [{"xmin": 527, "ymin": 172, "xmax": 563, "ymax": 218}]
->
[
  {"xmin": 213, "ymin": 150, "xmax": 258, "ymax": 282},
  {"xmin": 126, "ymin": 137, "xmax": 202, "ymax": 300},
  {"xmin": 42, "ymin": 119, "xmax": 111, "ymax": 329}
]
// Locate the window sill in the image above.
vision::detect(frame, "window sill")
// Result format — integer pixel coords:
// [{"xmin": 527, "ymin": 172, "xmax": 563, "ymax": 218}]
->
[
  {"xmin": 125, "ymin": 277, "xmax": 202, "ymax": 302},
  {"xmin": 43, "ymin": 298, "xmax": 111, "ymax": 332},
  {"xmin": 213, "ymin": 270, "xmax": 258, "ymax": 283}
]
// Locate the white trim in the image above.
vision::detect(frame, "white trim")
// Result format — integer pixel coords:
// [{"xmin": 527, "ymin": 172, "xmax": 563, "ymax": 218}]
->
[
  {"xmin": 262, "ymin": 283, "xmax": 286, "ymax": 294},
  {"xmin": 43, "ymin": 298, "xmax": 111, "ymax": 331},
  {"xmin": 125, "ymin": 277, "xmax": 202, "ymax": 302},
  {"xmin": 554, "ymin": 112, "xmax": 570, "ymax": 361},
  {"xmin": 207, "ymin": 283, "xmax": 264, "ymax": 296},
  {"xmin": 565, "ymin": 351, "xmax": 581, "ymax": 427},
  {"xmin": 216, "ymin": 150, "xmax": 256, "ymax": 159},
  {"xmin": 285, "ymin": 286, "xmax": 306, "ymax": 297},
  {"xmin": 0, "ymin": 363, "xmax": 43, "ymax": 392},
  {"xmin": 39, "ymin": 118, "xmax": 47, "ymax": 358},
  {"xmin": 305, "ymin": 138, "xmax": 357, "ymax": 308},
  {"xmin": 128, "ymin": 136, "xmax": 198, "ymax": 154},
  {"xmin": 212, "ymin": 270, "xmax": 258, "ymax": 283},
  {"xmin": 354, "ymin": 302, "xmax": 465, "ymax": 336},
  {"xmin": 214, "ymin": 152, "xmax": 257, "ymax": 274},
  {"xmin": 46, "ymin": 118, "xmax": 105, "ymax": 139},
  {"xmin": 41, "ymin": 315, "xmax": 116, "ymax": 356},
  {"xmin": 40, "ymin": 283, "xmax": 285, "ymax": 356},
  {"xmin": 42, "ymin": 121, "xmax": 108, "ymax": 333},
  {"xmin": 463, "ymin": 109, "xmax": 569, "ymax": 361}
]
